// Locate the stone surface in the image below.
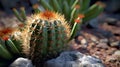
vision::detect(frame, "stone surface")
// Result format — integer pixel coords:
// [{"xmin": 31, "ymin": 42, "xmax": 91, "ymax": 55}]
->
[
  {"xmin": 105, "ymin": 18, "xmax": 118, "ymax": 26},
  {"xmin": 114, "ymin": 50, "xmax": 120, "ymax": 56},
  {"xmin": 87, "ymin": 19, "xmax": 99, "ymax": 28},
  {"xmin": 90, "ymin": 37, "xmax": 98, "ymax": 43},
  {"xmin": 99, "ymin": 39, "xmax": 109, "ymax": 43},
  {"xmin": 9, "ymin": 57, "xmax": 33, "ymax": 67},
  {"xmin": 113, "ymin": 50, "xmax": 120, "ymax": 61},
  {"xmin": 96, "ymin": 43, "xmax": 109, "ymax": 49},
  {"xmin": 45, "ymin": 51, "xmax": 104, "ymax": 67},
  {"xmin": 110, "ymin": 41, "xmax": 120, "ymax": 47}
]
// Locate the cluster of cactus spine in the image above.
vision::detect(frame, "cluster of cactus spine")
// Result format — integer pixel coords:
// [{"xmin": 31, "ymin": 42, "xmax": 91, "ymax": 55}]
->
[{"xmin": 0, "ymin": 0, "xmax": 104, "ymax": 67}]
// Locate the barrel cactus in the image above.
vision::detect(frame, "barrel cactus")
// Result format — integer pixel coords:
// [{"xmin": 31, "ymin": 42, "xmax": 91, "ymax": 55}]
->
[
  {"xmin": 12, "ymin": 7, "xmax": 71, "ymax": 66},
  {"xmin": 29, "ymin": 11, "xmax": 70, "ymax": 66}
]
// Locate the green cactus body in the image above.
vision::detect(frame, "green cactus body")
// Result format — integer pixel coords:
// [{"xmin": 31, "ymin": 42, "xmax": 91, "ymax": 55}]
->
[{"xmin": 24, "ymin": 11, "xmax": 71, "ymax": 66}]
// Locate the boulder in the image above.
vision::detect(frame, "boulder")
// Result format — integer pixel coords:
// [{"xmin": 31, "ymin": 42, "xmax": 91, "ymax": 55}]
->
[
  {"xmin": 45, "ymin": 51, "xmax": 104, "ymax": 67},
  {"xmin": 10, "ymin": 57, "xmax": 33, "ymax": 67}
]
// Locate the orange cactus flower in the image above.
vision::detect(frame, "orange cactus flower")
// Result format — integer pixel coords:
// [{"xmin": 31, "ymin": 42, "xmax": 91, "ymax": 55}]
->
[
  {"xmin": 40, "ymin": 10, "xmax": 55, "ymax": 19},
  {"xmin": 75, "ymin": 14, "xmax": 85, "ymax": 23},
  {"xmin": 75, "ymin": 4, "xmax": 80, "ymax": 9},
  {"xmin": 18, "ymin": 23, "xmax": 24, "ymax": 27},
  {"xmin": 78, "ymin": 14, "xmax": 85, "ymax": 19},
  {"xmin": 0, "ymin": 27, "xmax": 16, "ymax": 40},
  {"xmin": 1, "ymin": 28, "xmax": 13, "ymax": 34},
  {"xmin": 2, "ymin": 36, "xmax": 9, "ymax": 41},
  {"xmin": 75, "ymin": 19, "xmax": 80, "ymax": 23}
]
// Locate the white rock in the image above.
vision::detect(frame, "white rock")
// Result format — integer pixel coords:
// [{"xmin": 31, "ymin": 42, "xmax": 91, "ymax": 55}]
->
[
  {"xmin": 9, "ymin": 57, "xmax": 33, "ymax": 67},
  {"xmin": 81, "ymin": 39, "xmax": 87, "ymax": 44}
]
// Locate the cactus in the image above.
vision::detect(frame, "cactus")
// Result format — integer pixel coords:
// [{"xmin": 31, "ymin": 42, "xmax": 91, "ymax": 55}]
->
[
  {"xmin": 0, "ymin": 8, "xmax": 25, "ymax": 66},
  {"xmin": 13, "ymin": 8, "xmax": 71, "ymax": 66},
  {"xmin": 29, "ymin": 11, "xmax": 70, "ymax": 66},
  {"xmin": 0, "ymin": 37, "xmax": 22, "ymax": 66}
]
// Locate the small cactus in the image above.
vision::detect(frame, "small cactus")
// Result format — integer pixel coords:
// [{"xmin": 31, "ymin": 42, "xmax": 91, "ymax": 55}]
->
[
  {"xmin": 29, "ymin": 11, "xmax": 70, "ymax": 66},
  {"xmin": 13, "ymin": 8, "xmax": 71, "ymax": 66}
]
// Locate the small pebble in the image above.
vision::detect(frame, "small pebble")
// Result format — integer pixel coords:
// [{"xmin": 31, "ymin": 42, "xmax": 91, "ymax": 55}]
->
[
  {"xmin": 91, "ymin": 37, "xmax": 99, "ymax": 44},
  {"xmin": 114, "ymin": 50, "xmax": 120, "ymax": 56},
  {"xmin": 110, "ymin": 41, "xmax": 120, "ymax": 47},
  {"xmin": 96, "ymin": 43, "xmax": 109, "ymax": 49},
  {"xmin": 81, "ymin": 39, "xmax": 87, "ymax": 44},
  {"xmin": 10, "ymin": 57, "xmax": 33, "ymax": 67},
  {"xmin": 105, "ymin": 18, "xmax": 118, "ymax": 25},
  {"xmin": 99, "ymin": 39, "xmax": 108, "ymax": 43}
]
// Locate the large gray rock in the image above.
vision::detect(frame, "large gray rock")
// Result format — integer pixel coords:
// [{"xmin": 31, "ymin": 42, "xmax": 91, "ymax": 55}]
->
[
  {"xmin": 9, "ymin": 57, "xmax": 33, "ymax": 67},
  {"xmin": 45, "ymin": 51, "xmax": 104, "ymax": 67}
]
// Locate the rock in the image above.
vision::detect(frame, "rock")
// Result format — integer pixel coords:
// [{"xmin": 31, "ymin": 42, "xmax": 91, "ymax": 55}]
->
[
  {"xmin": 106, "ymin": 48, "xmax": 117, "ymax": 55},
  {"xmin": 87, "ymin": 19, "xmax": 99, "ymax": 29},
  {"xmin": 81, "ymin": 39, "xmax": 87, "ymax": 44},
  {"xmin": 45, "ymin": 51, "xmax": 104, "ymax": 67},
  {"xmin": 99, "ymin": 39, "xmax": 109, "ymax": 43},
  {"xmin": 9, "ymin": 57, "xmax": 33, "ymax": 67},
  {"xmin": 75, "ymin": 36, "xmax": 84, "ymax": 44},
  {"xmin": 106, "ymin": 50, "xmax": 120, "ymax": 62},
  {"xmin": 81, "ymin": 39, "xmax": 88, "ymax": 48},
  {"xmin": 68, "ymin": 39, "xmax": 81, "ymax": 50},
  {"xmin": 90, "ymin": 37, "xmax": 99, "ymax": 44},
  {"xmin": 106, "ymin": 56, "xmax": 117, "ymax": 63},
  {"xmin": 105, "ymin": 18, "xmax": 118, "ymax": 26},
  {"xmin": 114, "ymin": 50, "xmax": 120, "ymax": 56},
  {"xmin": 110, "ymin": 41, "xmax": 120, "ymax": 47},
  {"xmin": 116, "ymin": 21, "xmax": 120, "ymax": 27},
  {"xmin": 113, "ymin": 50, "xmax": 120, "ymax": 61},
  {"xmin": 96, "ymin": 43, "xmax": 109, "ymax": 49}
]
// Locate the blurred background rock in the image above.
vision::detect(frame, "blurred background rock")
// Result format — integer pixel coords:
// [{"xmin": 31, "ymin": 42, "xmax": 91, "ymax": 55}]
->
[
  {"xmin": 0, "ymin": 0, "xmax": 38, "ymax": 14},
  {"xmin": 91, "ymin": 0, "xmax": 120, "ymax": 14}
]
